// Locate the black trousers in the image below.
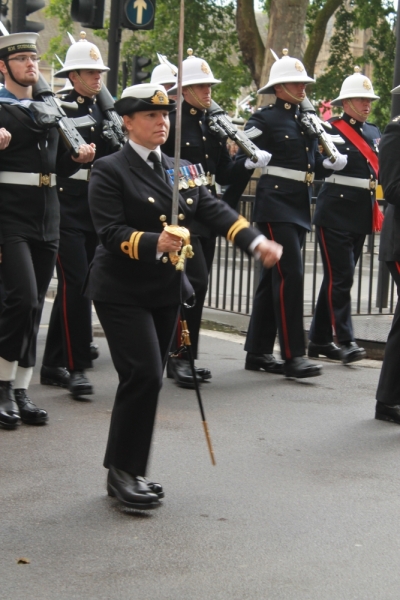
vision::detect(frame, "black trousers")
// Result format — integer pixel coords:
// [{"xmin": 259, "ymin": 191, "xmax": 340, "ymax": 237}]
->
[
  {"xmin": 43, "ymin": 228, "xmax": 98, "ymax": 371},
  {"xmin": 0, "ymin": 236, "xmax": 58, "ymax": 367},
  {"xmin": 376, "ymin": 261, "xmax": 400, "ymax": 406},
  {"xmin": 171, "ymin": 234, "xmax": 214, "ymax": 360},
  {"xmin": 309, "ymin": 227, "xmax": 365, "ymax": 345},
  {"xmin": 94, "ymin": 301, "xmax": 179, "ymax": 476},
  {"xmin": 245, "ymin": 222, "xmax": 306, "ymax": 361}
]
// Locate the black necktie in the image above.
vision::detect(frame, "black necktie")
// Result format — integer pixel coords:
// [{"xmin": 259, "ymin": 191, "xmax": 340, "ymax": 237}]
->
[{"xmin": 149, "ymin": 151, "xmax": 165, "ymax": 181}]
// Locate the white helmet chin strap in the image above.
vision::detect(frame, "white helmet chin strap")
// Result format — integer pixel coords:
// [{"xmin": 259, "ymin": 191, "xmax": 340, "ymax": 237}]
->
[
  {"xmin": 280, "ymin": 83, "xmax": 304, "ymax": 104},
  {"xmin": 74, "ymin": 71, "xmax": 102, "ymax": 96},
  {"xmin": 187, "ymin": 85, "xmax": 210, "ymax": 110}
]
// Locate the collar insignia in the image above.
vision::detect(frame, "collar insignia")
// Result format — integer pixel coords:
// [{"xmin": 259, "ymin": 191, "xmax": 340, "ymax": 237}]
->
[
  {"xmin": 77, "ymin": 96, "xmax": 85, "ymax": 104},
  {"xmin": 350, "ymin": 118, "xmax": 356, "ymax": 124},
  {"xmin": 284, "ymin": 103, "xmax": 291, "ymax": 110},
  {"xmin": 190, "ymin": 107, "xmax": 197, "ymax": 115}
]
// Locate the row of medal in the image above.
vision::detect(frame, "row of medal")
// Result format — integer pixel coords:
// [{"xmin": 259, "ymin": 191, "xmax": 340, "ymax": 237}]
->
[{"xmin": 166, "ymin": 163, "xmax": 213, "ymax": 190}]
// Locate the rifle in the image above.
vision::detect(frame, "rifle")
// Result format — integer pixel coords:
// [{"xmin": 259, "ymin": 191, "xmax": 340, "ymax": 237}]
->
[
  {"xmin": 299, "ymin": 97, "xmax": 344, "ymax": 163},
  {"xmin": 32, "ymin": 73, "xmax": 96, "ymax": 158},
  {"xmin": 96, "ymin": 85, "xmax": 125, "ymax": 150},
  {"xmin": 206, "ymin": 100, "xmax": 262, "ymax": 163}
]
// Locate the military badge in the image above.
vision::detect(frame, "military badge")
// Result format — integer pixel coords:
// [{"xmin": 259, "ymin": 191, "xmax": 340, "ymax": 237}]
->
[
  {"xmin": 295, "ymin": 61, "xmax": 304, "ymax": 72},
  {"xmin": 363, "ymin": 78, "xmax": 371, "ymax": 90},
  {"xmin": 90, "ymin": 47, "xmax": 100, "ymax": 61},
  {"xmin": 201, "ymin": 62, "xmax": 210, "ymax": 74},
  {"xmin": 151, "ymin": 90, "xmax": 169, "ymax": 105}
]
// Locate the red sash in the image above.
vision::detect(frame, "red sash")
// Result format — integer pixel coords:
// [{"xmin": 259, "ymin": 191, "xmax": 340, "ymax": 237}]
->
[{"xmin": 332, "ymin": 118, "xmax": 382, "ymax": 232}]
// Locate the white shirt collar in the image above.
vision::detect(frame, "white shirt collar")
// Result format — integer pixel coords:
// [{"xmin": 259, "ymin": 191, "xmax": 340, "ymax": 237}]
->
[{"xmin": 128, "ymin": 139, "xmax": 162, "ymax": 165}]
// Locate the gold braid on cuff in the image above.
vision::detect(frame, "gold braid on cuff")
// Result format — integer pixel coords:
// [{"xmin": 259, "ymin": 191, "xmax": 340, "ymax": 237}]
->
[
  {"xmin": 121, "ymin": 231, "xmax": 144, "ymax": 259},
  {"xmin": 226, "ymin": 216, "xmax": 250, "ymax": 243}
]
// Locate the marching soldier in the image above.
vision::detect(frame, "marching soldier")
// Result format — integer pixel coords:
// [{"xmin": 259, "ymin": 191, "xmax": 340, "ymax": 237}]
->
[
  {"xmin": 162, "ymin": 49, "xmax": 270, "ymax": 387},
  {"xmin": 375, "ymin": 84, "xmax": 400, "ymax": 424},
  {"xmin": 224, "ymin": 49, "xmax": 347, "ymax": 378},
  {"xmin": 40, "ymin": 33, "xmax": 117, "ymax": 399},
  {"xmin": 84, "ymin": 83, "xmax": 282, "ymax": 509},
  {"xmin": 308, "ymin": 68, "xmax": 381, "ymax": 364},
  {"xmin": 0, "ymin": 32, "xmax": 95, "ymax": 429}
]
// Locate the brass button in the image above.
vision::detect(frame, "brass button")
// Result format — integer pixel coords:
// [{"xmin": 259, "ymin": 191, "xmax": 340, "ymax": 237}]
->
[
  {"xmin": 205, "ymin": 154, "xmax": 209, "ymax": 158},
  {"xmin": 275, "ymin": 185, "xmax": 279, "ymax": 189},
  {"xmin": 370, "ymin": 174, "xmax": 373, "ymax": 179},
  {"xmin": 186, "ymin": 198, "xmax": 193, "ymax": 205},
  {"xmin": 89, "ymin": 108, "xmax": 93, "ymax": 113},
  {"xmin": 162, "ymin": 256, "xmax": 168, "ymax": 263},
  {"xmin": 306, "ymin": 147, "xmax": 309, "ymax": 151},
  {"xmin": 148, "ymin": 197, "xmax": 155, "ymax": 203},
  {"xmin": 159, "ymin": 215, "xmax": 167, "ymax": 222},
  {"xmin": 301, "ymin": 132, "xmax": 304, "ymax": 135},
  {"xmin": 178, "ymin": 213, "xmax": 185, "ymax": 220},
  {"xmin": 203, "ymin": 136, "xmax": 206, "ymax": 141},
  {"xmin": 91, "ymin": 127, "xmax": 95, "ymax": 132},
  {"xmin": 186, "ymin": 142, "xmax": 190, "ymax": 146},
  {"xmin": 308, "ymin": 164, "xmax": 311, "ymax": 169},
  {"xmin": 199, "ymin": 121, "xmax": 202, "ymax": 125},
  {"xmin": 59, "ymin": 187, "xmax": 63, "ymax": 192},
  {"xmin": 294, "ymin": 115, "xmax": 298, "ymax": 119},
  {"xmin": 346, "ymin": 147, "xmax": 350, "ymax": 151},
  {"xmin": 340, "ymin": 194, "xmax": 344, "ymax": 198},
  {"xmin": 285, "ymin": 135, "xmax": 289, "ymax": 139}
]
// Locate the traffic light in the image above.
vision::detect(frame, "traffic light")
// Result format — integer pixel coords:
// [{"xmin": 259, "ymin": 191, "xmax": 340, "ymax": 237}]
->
[
  {"xmin": 12, "ymin": 0, "xmax": 45, "ymax": 33},
  {"xmin": 121, "ymin": 0, "xmax": 156, "ymax": 31},
  {"xmin": 71, "ymin": 0, "xmax": 105, "ymax": 30},
  {"xmin": 132, "ymin": 56, "xmax": 151, "ymax": 85}
]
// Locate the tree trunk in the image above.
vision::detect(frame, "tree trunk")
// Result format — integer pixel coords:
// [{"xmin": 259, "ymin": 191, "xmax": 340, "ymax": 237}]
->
[
  {"xmin": 258, "ymin": 0, "xmax": 309, "ymax": 106},
  {"xmin": 236, "ymin": 0, "xmax": 265, "ymax": 86},
  {"xmin": 302, "ymin": 0, "xmax": 344, "ymax": 76}
]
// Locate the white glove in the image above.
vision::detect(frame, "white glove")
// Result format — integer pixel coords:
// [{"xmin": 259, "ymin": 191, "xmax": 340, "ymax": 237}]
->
[
  {"xmin": 323, "ymin": 153, "xmax": 348, "ymax": 171},
  {"xmin": 244, "ymin": 150, "xmax": 272, "ymax": 170}
]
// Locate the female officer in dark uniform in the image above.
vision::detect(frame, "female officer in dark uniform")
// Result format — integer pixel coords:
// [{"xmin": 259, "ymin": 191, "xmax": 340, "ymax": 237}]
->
[{"xmin": 85, "ymin": 83, "xmax": 282, "ymax": 510}]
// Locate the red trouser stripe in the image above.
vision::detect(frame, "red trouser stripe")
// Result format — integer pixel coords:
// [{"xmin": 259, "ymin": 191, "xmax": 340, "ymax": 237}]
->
[
  {"xmin": 57, "ymin": 256, "xmax": 74, "ymax": 371},
  {"xmin": 318, "ymin": 227, "xmax": 336, "ymax": 334},
  {"xmin": 267, "ymin": 223, "xmax": 291, "ymax": 359},
  {"xmin": 396, "ymin": 262, "xmax": 400, "ymax": 275}
]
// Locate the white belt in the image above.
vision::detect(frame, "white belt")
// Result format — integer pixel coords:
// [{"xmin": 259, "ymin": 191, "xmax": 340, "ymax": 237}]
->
[
  {"xmin": 0, "ymin": 171, "xmax": 57, "ymax": 187},
  {"xmin": 325, "ymin": 174, "xmax": 376, "ymax": 190},
  {"xmin": 261, "ymin": 166, "xmax": 315, "ymax": 184},
  {"xmin": 69, "ymin": 169, "xmax": 91, "ymax": 182}
]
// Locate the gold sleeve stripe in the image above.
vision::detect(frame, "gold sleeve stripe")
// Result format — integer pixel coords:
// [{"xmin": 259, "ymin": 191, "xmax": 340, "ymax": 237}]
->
[
  {"xmin": 226, "ymin": 216, "xmax": 250, "ymax": 243},
  {"xmin": 120, "ymin": 231, "xmax": 144, "ymax": 259}
]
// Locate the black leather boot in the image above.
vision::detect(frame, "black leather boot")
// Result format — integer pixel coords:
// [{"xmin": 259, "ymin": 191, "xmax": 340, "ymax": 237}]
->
[
  {"xmin": 14, "ymin": 389, "xmax": 48, "ymax": 425},
  {"xmin": 0, "ymin": 381, "xmax": 21, "ymax": 429}
]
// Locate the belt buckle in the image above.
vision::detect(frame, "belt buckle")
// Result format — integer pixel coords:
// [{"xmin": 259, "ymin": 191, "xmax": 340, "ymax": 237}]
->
[
  {"xmin": 304, "ymin": 172, "xmax": 314, "ymax": 185},
  {"xmin": 39, "ymin": 173, "xmax": 50, "ymax": 187},
  {"xmin": 369, "ymin": 180, "xmax": 376, "ymax": 190}
]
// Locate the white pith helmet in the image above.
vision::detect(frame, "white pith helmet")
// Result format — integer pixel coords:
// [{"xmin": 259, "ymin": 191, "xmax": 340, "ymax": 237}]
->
[
  {"xmin": 258, "ymin": 48, "xmax": 315, "ymax": 94},
  {"xmin": 330, "ymin": 67, "xmax": 379, "ymax": 106},
  {"xmin": 150, "ymin": 61, "xmax": 177, "ymax": 86},
  {"xmin": 169, "ymin": 48, "xmax": 220, "ymax": 92},
  {"xmin": 55, "ymin": 31, "xmax": 109, "ymax": 77}
]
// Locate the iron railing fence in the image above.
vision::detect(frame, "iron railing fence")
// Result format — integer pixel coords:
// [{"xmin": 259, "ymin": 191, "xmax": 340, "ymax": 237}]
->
[{"xmin": 206, "ymin": 181, "xmax": 396, "ymax": 318}]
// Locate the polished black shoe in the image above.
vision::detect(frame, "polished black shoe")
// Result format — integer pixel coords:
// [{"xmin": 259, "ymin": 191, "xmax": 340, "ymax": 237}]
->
[
  {"xmin": 137, "ymin": 476, "xmax": 164, "ymax": 499},
  {"xmin": 167, "ymin": 357, "xmax": 203, "ymax": 389},
  {"xmin": 90, "ymin": 342, "xmax": 100, "ymax": 361},
  {"xmin": 245, "ymin": 353, "xmax": 284, "ymax": 374},
  {"xmin": 40, "ymin": 365, "xmax": 70, "ymax": 388},
  {"xmin": 284, "ymin": 356, "xmax": 322, "ymax": 379},
  {"xmin": 14, "ymin": 389, "xmax": 48, "ymax": 425},
  {"xmin": 107, "ymin": 466, "xmax": 160, "ymax": 509},
  {"xmin": 69, "ymin": 371, "xmax": 93, "ymax": 399},
  {"xmin": 375, "ymin": 401, "xmax": 400, "ymax": 424},
  {"xmin": 341, "ymin": 342, "xmax": 366, "ymax": 365},
  {"xmin": 308, "ymin": 341, "xmax": 343, "ymax": 361},
  {"xmin": 0, "ymin": 381, "xmax": 21, "ymax": 430}
]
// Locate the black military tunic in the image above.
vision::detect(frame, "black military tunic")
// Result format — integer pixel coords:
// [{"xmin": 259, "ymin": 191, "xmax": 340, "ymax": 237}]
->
[
  {"xmin": 161, "ymin": 99, "xmax": 248, "ymax": 358},
  {"xmin": 42, "ymin": 89, "xmax": 116, "ymax": 373},
  {"xmin": 309, "ymin": 113, "xmax": 380, "ymax": 346},
  {"xmin": 0, "ymin": 88, "xmax": 79, "ymax": 367},
  {"xmin": 85, "ymin": 143, "xmax": 260, "ymax": 476},
  {"xmin": 375, "ymin": 117, "xmax": 400, "ymax": 405},
  {"xmin": 225, "ymin": 98, "xmax": 328, "ymax": 361}
]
